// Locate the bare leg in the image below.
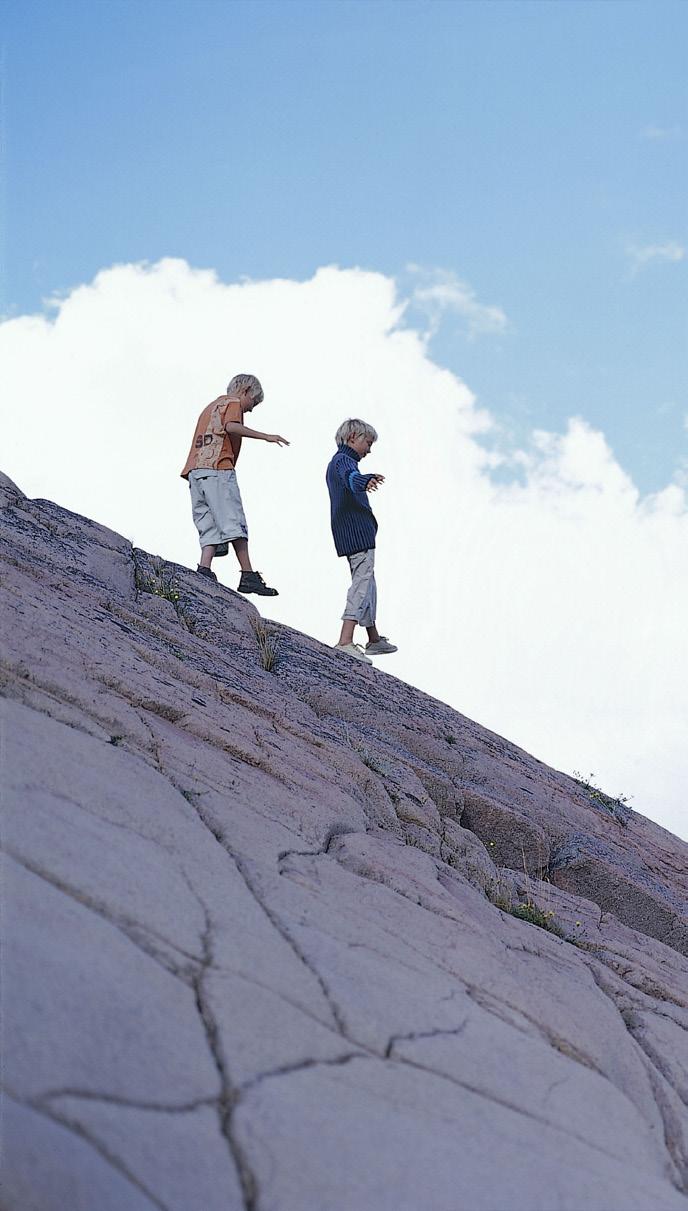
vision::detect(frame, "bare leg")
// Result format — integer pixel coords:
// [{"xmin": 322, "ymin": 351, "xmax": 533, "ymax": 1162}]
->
[
  {"xmin": 366, "ymin": 624, "xmax": 380, "ymax": 643},
  {"xmin": 232, "ymin": 538, "xmax": 253, "ymax": 573},
  {"xmin": 338, "ymin": 619, "xmax": 356, "ymax": 646},
  {"xmin": 199, "ymin": 544, "xmax": 216, "ymax": 569}
]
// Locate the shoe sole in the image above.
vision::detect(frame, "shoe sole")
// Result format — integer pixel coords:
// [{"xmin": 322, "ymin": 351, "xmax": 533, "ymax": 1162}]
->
[
  {"xmin": 237, "ymin": 587, "xmax": 279, "ymax": 596},
  {"xmin": 334, "ymin": 648, "xmax": 372, "ymax": 664}
]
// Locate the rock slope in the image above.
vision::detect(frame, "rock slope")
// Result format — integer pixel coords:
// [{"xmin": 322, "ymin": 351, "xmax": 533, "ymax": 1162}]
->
[{"xmin": 1, "ymin": 469, "xmax": 688, "ymax": 1211}]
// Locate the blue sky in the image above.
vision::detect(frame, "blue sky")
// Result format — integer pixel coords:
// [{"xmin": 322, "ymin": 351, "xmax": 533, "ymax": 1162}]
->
[{"xmin": 3, "ymin": 0, "xmax": 687, "ymax": 491}]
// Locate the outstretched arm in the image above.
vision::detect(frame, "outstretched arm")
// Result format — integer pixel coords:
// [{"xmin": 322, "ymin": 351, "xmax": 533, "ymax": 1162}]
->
[
  {"xmin": 335, "ymin": 457, "xmax": 384, "ymax": 493},
  {"xmin": 225, "ymin": 422, "xmax": 289, "ymax": 446}
]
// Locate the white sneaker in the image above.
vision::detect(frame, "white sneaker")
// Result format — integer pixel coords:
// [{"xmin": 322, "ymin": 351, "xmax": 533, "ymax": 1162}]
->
[
  {"xmin": 334, "ymin": 642, "xmax": 373, "ymax": 664},
  {"xmin": 365, "ymin": 637, "xmax": 398, "ymax": 655}
]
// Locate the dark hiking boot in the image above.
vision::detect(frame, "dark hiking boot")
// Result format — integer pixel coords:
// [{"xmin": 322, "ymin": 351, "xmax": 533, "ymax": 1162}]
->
[
  {"xmin": 237, "ymin": 571, "xmax": 278, "ymax": 597},
  {"xmin": 197, "ymin": 565, "xmax": 217, "ymax": 581},
  {"xmin": 215, "ymin": 542, "xmax": 229, "ymax": 557}
]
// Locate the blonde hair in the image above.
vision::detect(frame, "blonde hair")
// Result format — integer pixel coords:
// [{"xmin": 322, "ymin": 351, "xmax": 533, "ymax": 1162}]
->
[
  {"xmin": 335, "ymin": 418, "xmax": 378, "ymax": 447},
  {"xmin": 227, "ymin": 374, "xmax": 264, "ymax": 404}
]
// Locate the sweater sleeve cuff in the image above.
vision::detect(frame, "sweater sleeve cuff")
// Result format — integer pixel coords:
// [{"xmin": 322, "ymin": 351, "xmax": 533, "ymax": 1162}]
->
[{"xmin": 348, "ymin": 470, "xmax": 370, "ymax": 492}]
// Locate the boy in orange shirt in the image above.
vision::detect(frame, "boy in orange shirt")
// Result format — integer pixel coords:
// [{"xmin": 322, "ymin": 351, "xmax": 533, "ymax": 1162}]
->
[{"xmin": 181, "ymin": 373, "xmax": 289, "ymax": 593}]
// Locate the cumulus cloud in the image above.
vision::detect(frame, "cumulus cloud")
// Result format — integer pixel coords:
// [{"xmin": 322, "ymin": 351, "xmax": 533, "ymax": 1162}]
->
[
  {"xmin": 1, "ymin": 259, "xmax": 686, "ymax": 838},
  {"xmin": 627, "ymin": 241, "xmax": 686, "ymax": 273},
  {"xmin": 407, "ymin": 265, "xmax": 508, "ymax": 339}
]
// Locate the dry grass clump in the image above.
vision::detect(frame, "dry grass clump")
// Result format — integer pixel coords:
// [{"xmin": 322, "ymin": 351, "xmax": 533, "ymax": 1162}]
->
[
  {"xmin": 251, "ymin": 618, "xmax": 279, "ymax": 672},
  {"xmin": 572, "ymin": 769, "xmax": 632, "ymax": 826},
  {"xmin": 135, "ymin": 557, "xmax": 180, "ymax": 604}
]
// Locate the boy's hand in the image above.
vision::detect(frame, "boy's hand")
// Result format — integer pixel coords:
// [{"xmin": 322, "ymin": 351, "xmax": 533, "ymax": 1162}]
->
[
  {"xmin": 366, "ymin": 474, "xmax": 385, "ymax": 492},
  {"xmin": 265, "ymin": 434, "xmax": 290, "ymax": 446}
]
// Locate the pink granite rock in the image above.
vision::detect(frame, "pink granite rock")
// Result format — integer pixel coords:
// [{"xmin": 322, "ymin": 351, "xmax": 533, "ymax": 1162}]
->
[{"xmin": 1, "ymin": 474, "xmax": 687, "ymax": 1210}]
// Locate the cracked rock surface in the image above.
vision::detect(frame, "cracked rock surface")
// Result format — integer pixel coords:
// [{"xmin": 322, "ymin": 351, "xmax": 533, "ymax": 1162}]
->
[{"xmin": 2, "ymin": 468, "xmax": 688, "ymax": 1211}]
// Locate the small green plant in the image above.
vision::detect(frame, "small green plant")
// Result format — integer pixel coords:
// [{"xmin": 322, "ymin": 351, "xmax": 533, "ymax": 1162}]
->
[
  {"xmin": 507, "ymin": 902, "xmax": 564, "ymax": 936},
  {"xmin": 251, "ymin": 618, "xmax": 279, "ymax": 672},
  {"xmin": 572, "ymin": 770, "xmax": 632, "ymax": 826},
  {"xmin": 488, "ymin": 841, "xmax": 563, "ymax": 939},
  {"xmin": 489, "ymin": 888, "xmax": 565, "ymax": 938},
  {"xmin": 135, "ymin": 560, "xmax": 181, "ymax": 604},
  {"xmin": 108, "ymin": 734, "xmax": 124, "ymax": 746}
]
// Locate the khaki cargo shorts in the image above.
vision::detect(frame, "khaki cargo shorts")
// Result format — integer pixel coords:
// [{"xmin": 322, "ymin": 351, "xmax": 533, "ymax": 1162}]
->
[{"xmin": 188, "ymin": 469, "xmax": 248, "ymax": 548}]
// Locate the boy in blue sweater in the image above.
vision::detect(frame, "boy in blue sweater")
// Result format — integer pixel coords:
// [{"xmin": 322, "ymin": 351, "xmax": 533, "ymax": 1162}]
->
[{"xmin": 326, "ymin": 418, "xmax": 398, "ymax": 664}]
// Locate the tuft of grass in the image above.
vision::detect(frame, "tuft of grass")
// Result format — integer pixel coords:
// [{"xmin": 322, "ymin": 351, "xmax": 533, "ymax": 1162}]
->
[
  {"xmin": 354, "ymin": 745, "xmax": 393, "ymax": 776},
  {"xmin": 338, "ymin": 721, "xmax": 393, "ymax": 779},
  {"xmin": 490, "ymin": 892, "xmax": 513, "ymax": 913},
  {"xmin": 507, "ymin": 902, "xmax": 565, "ymax": 937},
  {"xmin": 138, "ymin": 700, "xmax": 185, "ymax": 723},
  {"xmin": 572, "ymin": 770, "xmax": 632, "ymax": 827},
  {"xmin": 108, "ymin": 734, "xmax": 124, "ymax": 746},
  {"xmin": 178, "ymin": 786, "xmax": 204, "ymax": 806},
  {"xmin": 251, "ymin": 618, "xmax": 279, "ymax": 672},
  {"xmin": 489, "ymin": 845, "xmax": 564, "ymax": 939},
  {"xmin": 135, "ymin": 560, "xmax": 181, "ymax": 604},
  {"xmin": 489, "ymin": 887, "xmax": 565, "ymax": 938},
  {"xmin": 567, "ymin": 937, "xmax": 603, "ymax": 953}
]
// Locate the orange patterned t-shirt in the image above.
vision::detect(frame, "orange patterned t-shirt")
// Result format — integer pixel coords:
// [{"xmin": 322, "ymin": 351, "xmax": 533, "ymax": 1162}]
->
[{"xmin": 180, "ymin": 396, "xmax": 243, "ymax": 479}]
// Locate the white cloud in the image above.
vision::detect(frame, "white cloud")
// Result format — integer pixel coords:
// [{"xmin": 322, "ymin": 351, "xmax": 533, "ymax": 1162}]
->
[
  {"xmin": 640, "ymin": 123, "xmax": 682, "ymax": 142},
  {"xmin": 407, "ymin": 265, "xmax": 508, "ymax": 339},
  {"xmin": 627, "ymin": 241, "xmax": 686, "ymax": 273},
  {"xmin": 1, "ymin": 259, "xmax": 687, "ymax": 840}
]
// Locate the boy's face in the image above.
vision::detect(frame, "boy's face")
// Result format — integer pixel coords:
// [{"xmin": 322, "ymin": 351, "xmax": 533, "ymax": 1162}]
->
[
  {"xmin": 241, "ymin": 387, "xmax": 262, "ymax": 413},
  {"xmin": 349, "ymin": 432, "xmax": 375, "ymax": 458}
]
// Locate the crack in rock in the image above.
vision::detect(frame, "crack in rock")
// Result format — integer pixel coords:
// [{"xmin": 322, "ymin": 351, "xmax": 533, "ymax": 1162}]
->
[
  {"xmin": 464, "ymin": 986, "xmax": 604, "ymax": 1077},
  {"xmin": 3, "ymin": 1086, "xmax": 168, "ymax": 1211},
  {"xmin": 387, "ymin": 1051, "xmax": 667, "ymax": 1175},
  {"xmin": 176, "ymin": 781, "xmax": 349, "ymax": 1039},
  {"xmin": 230, "ymin": 848, "xmax": 350, "ymax": 1037},
  {"xmin": 384, "ymin": 1019, "xmax": 469, "ymax": 1059},
  {"xmin": 189, "ymin": 900, "xmax": 259, "ymax": 1211},
  {"xmin": 37, "ymin": 1089, "xmax": 219, "ymax": 1115},
  {"xmin": 276, "ymin": 824, "xmax": 362, "ymax": 865},
  {"xmin": 4, "ymin": 850, "xmax": 199, "ymax": 984},
  {"xmin": 238, "ymin": 1052, "xmax": 365, "ymax": 1095},
  {"xmin": 585, "ymin": 962, "xmax": 688, "ymax": 1192},
  {"xmin": 621, "ymin": 1015, "xmax": 688, "ymax": 1110}
]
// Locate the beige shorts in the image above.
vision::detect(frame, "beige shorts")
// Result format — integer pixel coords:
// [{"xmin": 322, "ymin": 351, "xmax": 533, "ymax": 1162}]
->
[
  {"xmin": 342, "ymin": 548, "xmax": 377, "ymax": 626},
  {"xmin": 188, "ymin": 469, "xmax": 248, "ymax": 548}
]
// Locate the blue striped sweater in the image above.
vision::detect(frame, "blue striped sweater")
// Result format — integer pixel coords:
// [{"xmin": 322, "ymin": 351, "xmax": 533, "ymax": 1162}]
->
[{"xmin": 326, "ymin": 445, "xmax": 379, "ymax": 557}]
